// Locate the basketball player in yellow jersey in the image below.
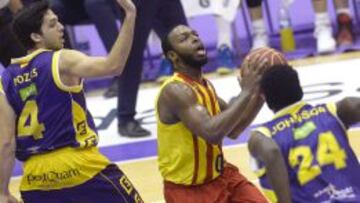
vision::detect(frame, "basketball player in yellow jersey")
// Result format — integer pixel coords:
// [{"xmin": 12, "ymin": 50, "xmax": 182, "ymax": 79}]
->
[
  {"xmin": 156, "ymin": 25, "xmax": 268, "ymax": 203},
  {"xmin": 0, "ymin": 0, "xmax": 143, "ymax": 202}
]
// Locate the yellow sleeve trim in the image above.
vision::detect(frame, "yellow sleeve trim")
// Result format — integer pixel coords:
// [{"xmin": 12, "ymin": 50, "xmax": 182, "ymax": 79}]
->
[
  {"xmin": 0, "ymin": 77, "xmax": 4, "ymax": 95},
  {"xmin": 254, "ymin": 167, "xmax": 266, "ymax": 178},
  {"xmin": 326, "ymin": 103, "xmax": 337, "ymax": 116},
  {"xmin": 262, "ymin": 188, "xmax": 278, "ymax": 203},
  {"xmin": 51, "ymin": 50, "xmax": 83, "ymax": 93},
  {"xmin": 253, "ymin": 126, "xmax": 272, "ymax": 137},
  {"xmin": 11, "ymin": 49, "xmax": 48, "ymax": 68}
]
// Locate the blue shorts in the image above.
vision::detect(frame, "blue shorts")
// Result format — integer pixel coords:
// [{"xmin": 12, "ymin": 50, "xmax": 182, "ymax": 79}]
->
[{"xmin": 21, "ymin": 164, "xmax": 143, "ymax": 203}]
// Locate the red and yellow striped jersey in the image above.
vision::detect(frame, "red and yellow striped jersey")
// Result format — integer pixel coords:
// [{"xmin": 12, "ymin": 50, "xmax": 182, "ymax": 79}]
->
[{"xmin": 156, "ymin": 72, "xmax": 224, "ymax": 185}]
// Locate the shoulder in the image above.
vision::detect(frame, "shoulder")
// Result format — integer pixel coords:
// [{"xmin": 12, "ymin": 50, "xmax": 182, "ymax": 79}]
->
[
  {"xmin": 57, "ymin": 49, "xmax": 86, "ymax": 70},
  {"xmin": 252, "ymin": 126, "xmax": 272, "ymax": 138},
  {"xmin": 157, "ymin": 81, "xmax": 198, "ymax": 123},
  {"xmin": 160, "ymin": 81, "xmax": 197, "ymax": 105},
  {"xmin": 334, "ymin": 97, "xmax": 360, "ymax": 127},
  {"xmin": 248, "ymin": 130, "xmax": 270, "ymax": 154},
  {"xmin": 206, "ymin": 79, "xmax": 217, "ymax": 92}
]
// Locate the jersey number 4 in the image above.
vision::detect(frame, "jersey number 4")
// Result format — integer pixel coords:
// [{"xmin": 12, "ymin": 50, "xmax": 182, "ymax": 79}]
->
[
  {"xmin": 17, "ymin": 100, "xmax": 45, "ymax": 140},
  {"xmin": 288, "ymin": 131, "xmax": 347, "ymax": 185}
]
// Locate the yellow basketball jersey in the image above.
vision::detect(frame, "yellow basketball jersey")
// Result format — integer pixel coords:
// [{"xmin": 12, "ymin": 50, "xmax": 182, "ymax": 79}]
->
[{"xmin": 156, "ymin": 72, "xmax": 223, "ymax": 185}]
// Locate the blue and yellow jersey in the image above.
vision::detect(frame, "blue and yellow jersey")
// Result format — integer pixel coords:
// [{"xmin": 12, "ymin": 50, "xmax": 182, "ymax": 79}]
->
[
  {"xmin": 1, "ymin": 49, "xmax": 110, "ymax": 191},
  {"xmin": 156, "ymin": 73, "xmax": 224, "ymax": 185},
  {"xmin": 252, "ymin": 101, "xmax": 360, "ymax": 203}
]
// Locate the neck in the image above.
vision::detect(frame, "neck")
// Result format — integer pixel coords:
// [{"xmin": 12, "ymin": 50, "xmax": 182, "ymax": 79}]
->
[
  {"xmin": 176, "ymin": 60, "xmax": 203, "ymax": 80},
  {"xmin": 176, "ymin": 67, "xmax": 202, "ymax": 82},
  {"xmin": 27, "ymin": 48, "xmax": 38, "ymax": 55},
  {"xmin": 273, "ymin": 101, "xmax": 300, "ymax": 113},
  {"xmin": 28, "ymin": 44, "xmax": 46, "ymax": 54}
]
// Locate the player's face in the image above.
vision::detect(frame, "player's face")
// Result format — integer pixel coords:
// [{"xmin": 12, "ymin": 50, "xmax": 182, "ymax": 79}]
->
[
  {"xmin": 39, "ymin": 10, "xmax": 64, "ymax": 50},
  {"xmin": 168, "ymin": 25, "xmax": 208, "ymax": 68}
]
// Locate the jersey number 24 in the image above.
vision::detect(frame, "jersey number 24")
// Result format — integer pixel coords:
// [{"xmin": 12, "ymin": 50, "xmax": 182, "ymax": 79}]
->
[{"xmin": 288, "ymin": 131, "xmax": 347, "ymax": 185}]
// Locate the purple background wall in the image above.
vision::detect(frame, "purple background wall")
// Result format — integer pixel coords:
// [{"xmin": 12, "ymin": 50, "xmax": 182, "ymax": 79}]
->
[
  {"xmin": 1, "ymin": 0, "xmax": 360, "ymax": 89},
  {"xmin": 79, "ymin": 0, "xmax": 360, "ymax": 90}
]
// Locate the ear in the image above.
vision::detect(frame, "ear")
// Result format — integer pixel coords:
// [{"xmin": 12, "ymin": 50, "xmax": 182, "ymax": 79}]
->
[
  {"xmin": 167, "ymin": 50, "xmax": 178, "ymax": 65},
  {"xmin": 30, "ymin": 33, "xmax": 43, "ymax": 44}
]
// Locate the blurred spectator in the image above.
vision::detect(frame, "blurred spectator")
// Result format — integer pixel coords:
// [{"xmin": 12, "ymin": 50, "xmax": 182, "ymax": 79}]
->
[
  {"xmin": 312, "ymin": 0, "xmax": 355, "ymax": 53},
  {"xmin": 156, "ymin": 0, "xmax": 268, "ymax": 79},
  {"xmin": 104, "ymin": 0, "xmax": 188, "ymax": 137},
  {"xmin": 215, "ymin": 0, "xmax": 267, "ymax": 74},
  {"xmin": 0, "ymin": 0, "xmax": 26, "ymax": 67},
  {"xmin": 50, "ymin": 0, "xmax": 120, "ymax": 53}
]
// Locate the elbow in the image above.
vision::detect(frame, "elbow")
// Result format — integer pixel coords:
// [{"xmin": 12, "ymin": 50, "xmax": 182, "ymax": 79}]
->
[
  {"xmin": 105, "ymin": 60, "xmax": 125, "ymax": 76},
  {"xmin": 229, "ymin": 124, "xmax": 247, "ymax": 140},
  {"xmin": 109, "ymin": 65, "xmax": 124, "ymax": 76},
  {"xmin": 227, "ymin": 131, "xmax": 240, "ymax": 140},
  {"xmin": 203, "ymin": 128, "xmax": 224, "ymax": 145},
  {"xmin": 114, "ymin": 65, "xmax": 125, "ymax": 76}
]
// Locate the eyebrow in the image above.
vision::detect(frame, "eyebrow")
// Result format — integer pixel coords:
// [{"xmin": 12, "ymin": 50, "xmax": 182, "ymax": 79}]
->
[
  {"xmin": 179, "ymin": 31, "xmax": 188, "ymax": 36},
  {"xmin": 178, "ymin": 30, "xmax": 195, "ymax": 37},
  {"xmin": 48, "ymin": 15, "xmax": 58, "ymax": 23},
  {"xmin": 177, "ymin": 32, "xmax": 188, "ymax": 40}
]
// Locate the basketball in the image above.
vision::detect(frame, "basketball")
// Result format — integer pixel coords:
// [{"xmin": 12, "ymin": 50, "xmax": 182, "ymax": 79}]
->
[{"xmin": 240, "ymin": 47, "xmax": 288, "ymax": 78}]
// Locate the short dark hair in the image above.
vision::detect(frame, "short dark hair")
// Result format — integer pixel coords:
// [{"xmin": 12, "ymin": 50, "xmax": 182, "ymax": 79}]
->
[
  {"xmin": 161, "ymin": 32, "xmax": 174, "ymax": 59},
  {"xmin": 261, "ymin": 64, "xmax": 303, "ymax": 111},
  {"xmin": 12, "ymin": 0, "xmax": 50, "ymax": 50}
]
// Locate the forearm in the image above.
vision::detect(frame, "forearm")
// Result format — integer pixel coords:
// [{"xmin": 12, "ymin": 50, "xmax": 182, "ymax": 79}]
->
[
  {"xmin": 105, "ymin": 12, "xmax": 136, "ymax": 75},
  {"xmin": 0, "ymin": 142, "xmax": 15, "ymax": 194},
  {"xmin": 204, "ymin": 90, "xmax": 256, "ymax": 143},
  {"xmin": 265, "ymin": 152, "xmax": 292, "ymax": 203},
  {"xmin": 227, "ymin": 96, "xmax": 264, "ymax": 139}
]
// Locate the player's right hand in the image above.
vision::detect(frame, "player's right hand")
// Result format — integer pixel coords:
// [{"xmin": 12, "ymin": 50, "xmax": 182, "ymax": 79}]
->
[
  {"xmin": 0, "ymin": 194, "xmax": 19, "ymax": 203},
  {"xmin": 117, "ymin": 0, "xmax": 136, "ymax": 15},
  {"xmin": 239, "ymin": 54, "xmax": 267, "ymax": 92}
]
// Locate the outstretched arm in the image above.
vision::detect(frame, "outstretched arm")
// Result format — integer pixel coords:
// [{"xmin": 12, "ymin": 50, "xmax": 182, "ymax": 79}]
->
[
  {"xmin": 248, "ymin": 131, "xmax": 292, "ymax": 203},
  {"xmin": 59, "ymin": 0, "xmax": 136, "ymax": 78},
  {"xmin": 336, "ymin": 97, "xmax": 360, "ymax": 128}
]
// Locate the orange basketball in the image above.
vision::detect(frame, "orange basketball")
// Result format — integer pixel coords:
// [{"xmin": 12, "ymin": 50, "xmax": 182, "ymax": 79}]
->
[{"xmin": 240, "ymin": 47, "xmax": 288, "ymax": 78}]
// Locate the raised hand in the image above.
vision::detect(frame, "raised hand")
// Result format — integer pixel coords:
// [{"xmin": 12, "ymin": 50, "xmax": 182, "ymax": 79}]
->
[
  {"xmin": 117, "ymin": 0, "xmax": 136, "ymax": 15},
  {"xmin": 240, "ymin": 54, "xmax": 268, "ymax": 92}
]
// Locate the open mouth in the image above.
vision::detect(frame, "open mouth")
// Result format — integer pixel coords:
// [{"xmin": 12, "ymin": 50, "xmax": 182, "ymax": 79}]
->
[
  {"xmin": 196, "ymin": 45, "xmax": 206, "ymax": 56},
  {"xmin": 60, "ymin": 35, "xmax": 65, "ymax": 43}
]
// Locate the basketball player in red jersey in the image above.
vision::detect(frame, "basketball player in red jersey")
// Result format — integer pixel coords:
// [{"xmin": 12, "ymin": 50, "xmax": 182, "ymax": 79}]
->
[{"xmin": 156, "ymin": 25, "xmax": 269, "ymax": 203}]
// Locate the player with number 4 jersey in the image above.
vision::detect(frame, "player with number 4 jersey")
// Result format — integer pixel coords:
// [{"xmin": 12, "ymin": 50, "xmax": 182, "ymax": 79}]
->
[
  {"xmin": 0, "ymin": 1, "xmax": 143, "ymax": 203},
  {"xmin": 248, "ymin": 64, "xmax": 360, "ymax": 203}
]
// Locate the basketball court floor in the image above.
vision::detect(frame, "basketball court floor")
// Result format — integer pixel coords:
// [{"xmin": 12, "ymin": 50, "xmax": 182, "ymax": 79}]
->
[{"xmin": 9, "ymin": 52, "xmax": 360, "ymax": 202}]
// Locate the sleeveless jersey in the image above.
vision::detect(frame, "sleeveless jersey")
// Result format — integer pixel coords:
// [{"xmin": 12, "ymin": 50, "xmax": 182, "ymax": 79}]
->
[
  {"xmin": 156, "ymin": 72, "xmax": 224, "ymax": 185},
  {"xmin": 252, "ymin": 101, "xmax": 360, "ymax": 203},
  {"xmin": 1, "ymin": 49, "xmax": 99, "ymax": 161}
]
